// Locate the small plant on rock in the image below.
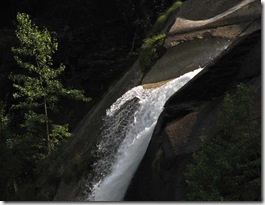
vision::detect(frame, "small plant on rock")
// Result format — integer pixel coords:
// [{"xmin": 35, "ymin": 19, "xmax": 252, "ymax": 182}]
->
[{"xmin": 139, "ymin": 33, "xmax": 166, "ymax": 73}]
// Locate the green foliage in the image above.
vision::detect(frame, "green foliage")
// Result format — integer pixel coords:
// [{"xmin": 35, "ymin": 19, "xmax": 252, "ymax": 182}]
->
[
  {"xmin": 185, "ymin": 83, "xmax": 261, "ymax": 201},
  {"xmin": 10, "ymin": 12, "xmax": 90, "ymax": 154},
  {"xmin": 152, "ymin": 1, "xmax": 183, "ymax": 34},
  {"xmin": 185, "ymin": 135, "xmax": 224, "ymax": 201},
  {"xmin": 219, "ymin": 84, "xmax": 252, "ymax": 136},
  {"xmin": 0, "ymin": 13, "xmax": 92, "ymax": 199},
  {"xmin": 139, "ymin": 33, "xmax": 166, "ymax": 72},
  {"xmin": 0, "ymin": 101, "xmax": 9, "ymax": 136},
  {"xmin": 50, "ymin": 124, "xmax": 72, "ymax": 150},
  {"xmin": 0, "ymin": 101, "xmax": 10, "ymax": 199},
  {"xmin": 11, "ymin": 13, "xmax": 90, "ymax": 107}
]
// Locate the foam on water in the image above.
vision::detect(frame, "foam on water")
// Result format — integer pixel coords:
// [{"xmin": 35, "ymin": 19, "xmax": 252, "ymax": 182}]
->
[{"xmin": 85, "ymin": 68, "xmax": 203, "ymax": 201}]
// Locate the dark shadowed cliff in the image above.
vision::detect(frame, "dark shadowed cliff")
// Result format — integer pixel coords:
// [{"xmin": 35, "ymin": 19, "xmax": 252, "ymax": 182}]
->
[
  {"xmin": 0, "ymin": 0, "xmax": 261, "ymax": 201},
  {"xmin": 52, "ymin": 0, "xmax": 261, "ymax": 200},
  {"xmin": 125, "ymin": 30, "xmax": 261, "ymax": 200},
  {"xmin": 124, "ymin": 0, "xmax": 261, "ymax": 198}
]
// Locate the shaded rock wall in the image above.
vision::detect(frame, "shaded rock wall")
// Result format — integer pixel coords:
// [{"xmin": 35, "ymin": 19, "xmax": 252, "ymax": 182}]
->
[
  {"xmin": 141, "ymin": 0, "xmax": 260, "ymax": 85},
  {"xmin": 35, "ymin": 0, "xmax": 261, "ymax": 201},
  {"xmin": 36, "ymin": 61, "xmax": 143, "ymax": 200},
  {"xmin": 125, "ymin": 4, "xmax": 261, "ymax": 200},
  {"xmin": 125, "ymin": 28, "xmax": 261, "ymax": 200}
]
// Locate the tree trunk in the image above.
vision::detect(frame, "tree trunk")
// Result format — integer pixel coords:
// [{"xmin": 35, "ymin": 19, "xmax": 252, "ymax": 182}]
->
[
  {"xmin": 44, "ymin": 97, "xmax": 50, "ymax": 155},
  {"xmin": 130, "ymin": 31, "xmax": 137, "ymax": 53},
  {"xmin": 13, "ymin": 178, "xmax": 17, "ymax": 194}
]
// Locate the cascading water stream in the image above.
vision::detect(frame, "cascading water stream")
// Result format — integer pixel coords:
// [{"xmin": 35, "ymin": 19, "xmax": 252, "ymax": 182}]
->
[{"xmin": 85, "ymin": 68, "xmax": 203, "ymax": 201}]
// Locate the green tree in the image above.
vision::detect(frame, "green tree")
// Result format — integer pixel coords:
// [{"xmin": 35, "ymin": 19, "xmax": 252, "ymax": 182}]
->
[
  {"xmin": 185, "ymin": 84, "xmax": 261, "ymax": 201},
  {"xmin": 0, "ymin": 101, "xmax": 10, "ymax": 199},
  {"xmin": 10, "ymin": 12, "xmax": 90, "ymax": 155},
  {"xmin": 0, "ymin": 101, "xmax": 9, "ymax": 138}
]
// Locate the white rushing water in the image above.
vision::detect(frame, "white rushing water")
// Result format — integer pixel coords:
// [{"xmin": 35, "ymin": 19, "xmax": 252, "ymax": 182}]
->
[{"xmin": 85, "ymin": 68, "xmax": 203, "ymax": 201}]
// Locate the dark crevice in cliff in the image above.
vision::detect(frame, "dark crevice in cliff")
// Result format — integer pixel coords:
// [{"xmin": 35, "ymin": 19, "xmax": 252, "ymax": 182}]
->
[
  {"xmin": 125, "ymin": 30, "xmax": 261, "ymax": 201},
  {"xmin": 163, "ymin": 30, "xmax": 260, "ymax": 121}
]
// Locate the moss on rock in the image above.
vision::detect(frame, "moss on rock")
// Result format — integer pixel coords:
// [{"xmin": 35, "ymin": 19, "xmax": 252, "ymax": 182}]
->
[
  {"xmin": 152, "ymin": 1, "xmax": 183, "ymax": 35},
  {"xmin": 139, "ymin": 34, "xmax": 166, "ymax": 73}
]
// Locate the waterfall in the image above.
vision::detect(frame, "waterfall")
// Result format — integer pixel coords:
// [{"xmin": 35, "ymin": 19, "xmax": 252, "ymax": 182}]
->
[{"xmin": 85, "ymin": 68, "xmax": 203, "ymax": 201}]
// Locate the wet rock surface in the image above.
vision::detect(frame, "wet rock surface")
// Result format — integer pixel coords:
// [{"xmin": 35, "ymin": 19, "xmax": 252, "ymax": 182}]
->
[
  {"xmin": 36, "ymin": 0, "xmax": 261, "ymax": 200},
  {"xmin": 141, "ymin": 0, "xmax": 261, "ymax": 85},
  {"xmin": 38, "ymin": 61, "xmax": 143, "ymax": 200},
  {"xmin": 125, "ymin": 29, "xmax": 261, "ymax": 200}
]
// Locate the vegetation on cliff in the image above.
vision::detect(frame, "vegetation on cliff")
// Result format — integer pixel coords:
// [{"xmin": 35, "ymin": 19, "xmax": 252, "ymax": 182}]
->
[
  {"xmin": 152, "ymin": 1, "xmax": 183, "ymax": 34},
  {"xmin": 11, "ymin": 12, "xmax": 90, "ymax": 153},
  {"xmin": 139, "ymin": 33, "xmax": 166, "ymax": 72},
  {"xmin": 0, "ymin": 13, "xmax": 90, "ymax": 200},
  {"xmin": 138, "ymin": 0, "xmax": 184, "ymax": 73},
  {"xmin": 0, "ymin": 0, "xmax": 185, "ymax": 200},
  {"xmin": 185, "ymin": 83, "xmax": 261, "ymax": 201}
]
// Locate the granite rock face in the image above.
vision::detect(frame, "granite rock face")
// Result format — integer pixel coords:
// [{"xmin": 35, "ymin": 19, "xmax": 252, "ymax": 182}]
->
[
  {"xmin": 125, "ymin": 30, "xmax": 261, "ymax": 201},
  {"xmin": 141, "ymin": 0, "xmax": 261, "ymax": 85},
  {"xmin": 35, "ymin": 0, "xmax": 261, "ymax": 200},
  {"xmin": 125, "ymin": 0, "xmax": 261, "ymax": 200},
  {"xmin": 36, "ymin": 60, "xmax": 143, "ymax": 200}
]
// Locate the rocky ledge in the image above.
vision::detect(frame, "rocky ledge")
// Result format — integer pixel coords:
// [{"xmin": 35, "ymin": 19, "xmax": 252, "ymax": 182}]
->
[{"xmin": 125, "ymin": 0, "xmax": 261, "ymax": 199}]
